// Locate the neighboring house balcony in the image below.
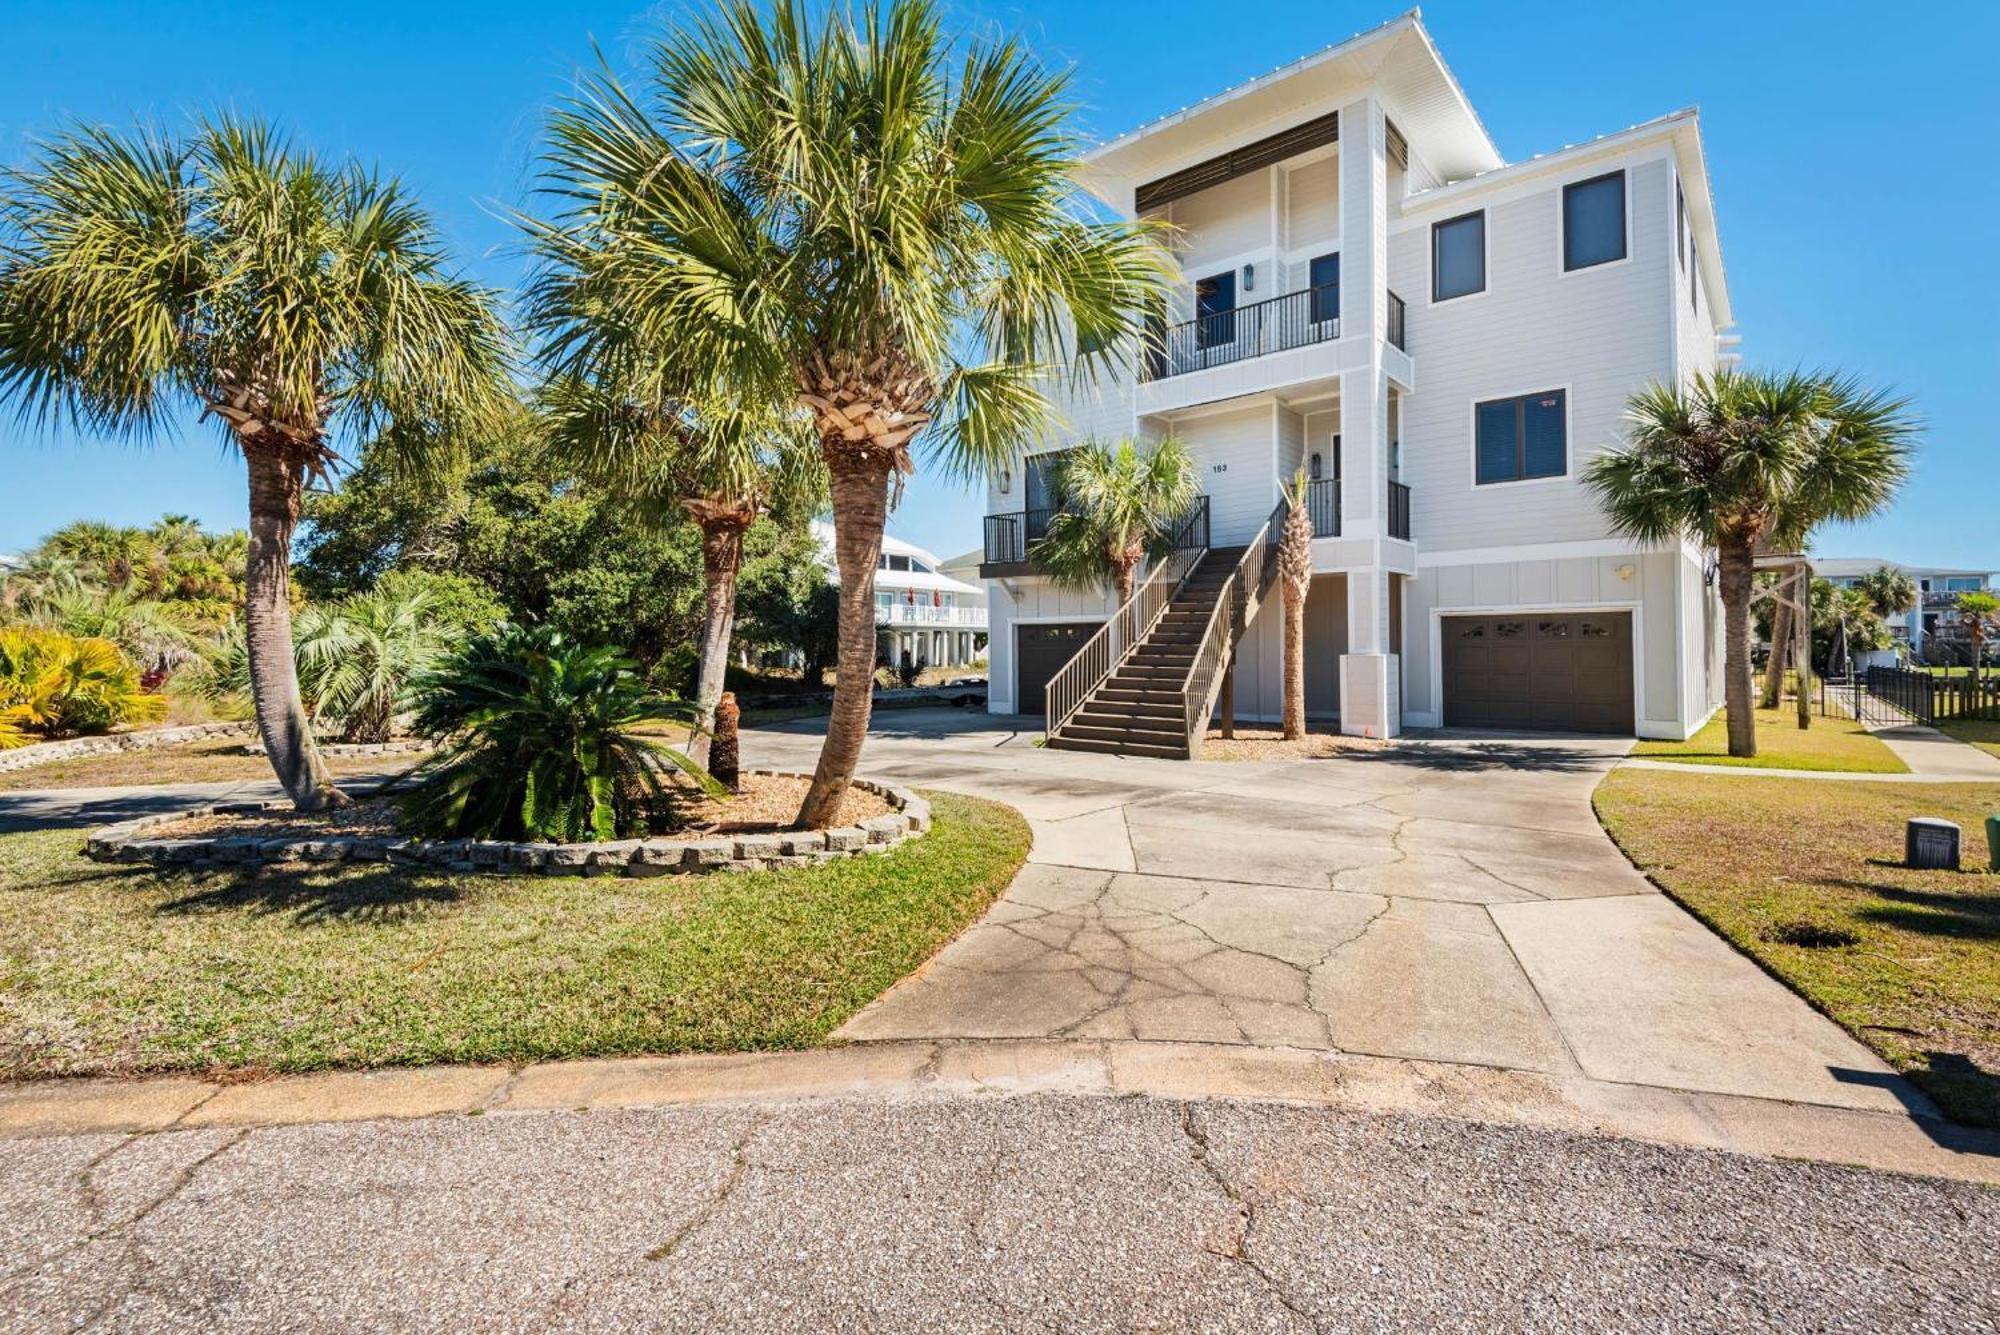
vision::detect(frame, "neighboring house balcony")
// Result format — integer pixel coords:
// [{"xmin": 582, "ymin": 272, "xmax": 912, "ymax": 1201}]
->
[
  {"xmin": 1924, "ymin": 589, "xmax": 1988, "ymax": 610},
  {"xmin": 879, "ymin": 602, "xmax": 987, "ymax": 629}
]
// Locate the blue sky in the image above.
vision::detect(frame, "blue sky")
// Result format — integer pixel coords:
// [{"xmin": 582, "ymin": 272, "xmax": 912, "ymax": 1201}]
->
[{"xmin": 3, "ymin": 1, "xmax": 1995, "ymax": 569}]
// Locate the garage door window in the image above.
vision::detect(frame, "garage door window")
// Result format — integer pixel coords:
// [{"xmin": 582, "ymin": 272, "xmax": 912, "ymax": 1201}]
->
[{"xmin": 1475, "ymin": 390, "xmax": 1567, "ymax": 485}]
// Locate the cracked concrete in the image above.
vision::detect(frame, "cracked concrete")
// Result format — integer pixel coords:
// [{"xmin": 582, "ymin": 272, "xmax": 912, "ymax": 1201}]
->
[{"xmin": 742, "ymin": 712, "xmax": 1924, "ymax": 1116}]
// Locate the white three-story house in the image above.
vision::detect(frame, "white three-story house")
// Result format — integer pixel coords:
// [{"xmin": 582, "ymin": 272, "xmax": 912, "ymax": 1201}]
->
[{"xmin": 979, "ymin": 11, "xmax": 1730, "ymax": 753}]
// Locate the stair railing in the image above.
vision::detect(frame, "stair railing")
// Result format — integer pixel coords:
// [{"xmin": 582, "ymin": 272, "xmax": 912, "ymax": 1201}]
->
[
  {"xmin": 1045, "ymin": 497, "xmax": 1212, "ymax": 739},
  {"xmin": 1180, "ymin": 498, "xmax": 1286, "ymax": 757}
]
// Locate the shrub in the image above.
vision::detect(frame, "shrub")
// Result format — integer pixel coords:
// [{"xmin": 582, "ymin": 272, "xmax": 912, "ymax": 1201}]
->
[
  {"xmin": 0, "ymin": 627, "xmax": 166, "ymax": 739},
  {"xmin": 400, "ymin": 623, "xmax": 717, "ymax": 842}
]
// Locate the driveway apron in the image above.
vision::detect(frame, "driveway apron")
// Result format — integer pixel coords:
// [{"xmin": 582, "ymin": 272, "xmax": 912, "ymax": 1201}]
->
[{"xmin": 744, "ymin": 711, "xmax": 1920, "ymax": 1117}]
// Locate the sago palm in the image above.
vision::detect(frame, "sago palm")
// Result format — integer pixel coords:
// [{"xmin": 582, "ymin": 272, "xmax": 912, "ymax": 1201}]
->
[
  {"xmin": 529, "ymin": 0, "xmax": 1168, "ymax": 826},
  {"xmin": 1276, "ymin": 471, "xmax": 1316, "ymax": 741},
  {"xmin": 1584, "ymin": 368, "xmax": 1915, "ymax": 758},
  {"xmin": 1033, "ymin": 437, "xmax": 1197, "ymax": 605},
  {"xmin": 0, "ymin": 116, "xmax": 509, "ymax": 808},
  {"xmin": 0, "ymin": 627, "xmax": 166, "ymax": 739}
]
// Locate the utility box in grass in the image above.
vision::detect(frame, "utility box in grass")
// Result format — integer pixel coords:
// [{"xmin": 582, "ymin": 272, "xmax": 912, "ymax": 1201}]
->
[
  {"xmin": 1906, "ymin": 817, "xmax": 1960, "ymax": 871},
  {"xmin": 1989, "ymin": 813, "xmax": 1999, "ymax": 871}
]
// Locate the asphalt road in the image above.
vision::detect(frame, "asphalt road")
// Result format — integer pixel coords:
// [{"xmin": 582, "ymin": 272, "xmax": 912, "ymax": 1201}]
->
[{"xmin": 4, "ymin": 1094, "xmax": 1993, "ymax": 1332}]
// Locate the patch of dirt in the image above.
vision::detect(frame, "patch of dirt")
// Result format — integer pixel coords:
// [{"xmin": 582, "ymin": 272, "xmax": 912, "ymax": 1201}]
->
[
  {"xmin": 650, "ymin": 773, "xmax": 891, "ymax": 836},
  {"xmin": 1197, "ymin": 724, "xmax": 1392, "ymax": 762},
  {"xmin": 143, "ymin": 773, "xmax": 893, "ymax": 844}
]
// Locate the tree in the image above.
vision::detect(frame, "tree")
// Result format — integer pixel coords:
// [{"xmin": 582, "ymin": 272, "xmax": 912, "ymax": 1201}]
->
[
  {"xmin": 1033, "ymin": 437, "xmax": 1197, "ymax": 605},
  {"xmin": 737, "ymin": 528, "xmax": 842, "ymax": 686},
  {"xmin": 0, "ymin": 118, "xmax": 508, "ymax": 808},
  {"xmin": 1584, "ymin": 369, "xmax": 1916, "ymax": 758},
  {"xmin": 1957, "ymin": 591, "xmax": 2000, "ymax": 667},
  {"xmin": 1276, "ymin": 471, "xmax": 1315, "ymax": 741},
  {"xmin": 530, "ymin": 0, "xmax": 1167, "ymax": 827},
  {"xmin": 528, "ymin": 372, "xmax": 819, "ymax": 764},
  {"xmin": 297, "ymin": 422, "xmax": 708, "ymax": 668},
  {"xmin": 1856, "ymin": 565, "xmax": 1918, "ymax": 625}
]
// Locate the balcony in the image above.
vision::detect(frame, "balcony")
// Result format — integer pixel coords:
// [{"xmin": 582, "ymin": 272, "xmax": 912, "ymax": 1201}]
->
[
  {"xmin": 1305, "ymin": 478, "xmax": 1340, "ymax": 538},
  {"xmin": 1143, "ymin": 285, "xmax": 1338, "ymax": 383},
  {"xmin": 981, "ymin": 496, "xmax": 1210, "ymax": 579},
  {"xmin": 878, "ymin": 602, "xmax": 987, "ymax": 629},
  {"xmin": 1388, "ymin": 290, "xmax": 1407, "ymax": 351}
]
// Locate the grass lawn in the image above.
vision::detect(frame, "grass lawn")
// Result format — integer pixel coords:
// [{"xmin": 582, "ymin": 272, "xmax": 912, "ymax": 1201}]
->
[
  {"xmin": 0, "ymin": 737, "xmax": 423, "ymax": 792},
  {"xmin": 1595, "ymin": 769, "xmax": 2000, "ymax": 1126},
  {"xmin": 0, "ymin": 791, "xmax": 1027, "ymax": 1078},
  {"xmin": 1631, "ymin": 706, "xmax": 1907, "ymax": 773},
  {"xmin": 1938, "ymin": 718, "xmax": 2000, "ymax": 760}
]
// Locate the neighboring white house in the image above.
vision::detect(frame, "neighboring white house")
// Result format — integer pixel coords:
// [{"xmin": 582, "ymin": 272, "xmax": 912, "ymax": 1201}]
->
[
  {"xmin": 1816, "ymin": 558, "xmax": 1996, "ymax": 662},
  {"xmin": 814, "ymin": 522, "xmax": 988, "ymax": 669},
  {"xmin": 979, "ymin": 11, "xmax": 1731, "ymax": 741}
]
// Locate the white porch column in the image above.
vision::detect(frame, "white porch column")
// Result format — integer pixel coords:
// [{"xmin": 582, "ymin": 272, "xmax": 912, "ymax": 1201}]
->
[{"xmin": 1335, "ymin": 94, "xmax": 1399, "ymax": 737}]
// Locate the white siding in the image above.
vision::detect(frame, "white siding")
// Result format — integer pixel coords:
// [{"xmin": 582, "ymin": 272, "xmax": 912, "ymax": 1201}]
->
[
  {"xmin": 1178, "ymin": 404, "xmax": 1281, "ymax": 546},
  {"xmin": 1389, "ymin": 153, "xmax": 1676, "ymax": 553},
  {"xmin": 1283, "ymin": 158, "xmax": 1340, "ymax": 253}
]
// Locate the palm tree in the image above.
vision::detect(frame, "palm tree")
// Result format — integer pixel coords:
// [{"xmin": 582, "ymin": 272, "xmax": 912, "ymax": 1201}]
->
[
  {"xmin": 529, "ymin": 372, "xmax": 819, "ymax": 767},
  {"xmin": 1857, "ymin": 566, "xmax": 1919, "ymax": 626},
  {"xmin": 1276, "ymin": 471, "xmax": 1315, "ymax": 741},
  {"xmin": 1956, "ymin": 591, "xmax": 1999, "ymax": 668},
  {"xmin": 0, "ymin": 117, "xmax": 509, "ymax": 807},
  {"xmin": 1033, "ymin": 437, "xmax": 1196, "ymax": 605},
  {"xmin": 1585, "ymin": 368, "xmax": 1916, "ymax": 758},
  {"xmin": 529, "ymin": 0, "xmax": 1167, "ymax": 827}
]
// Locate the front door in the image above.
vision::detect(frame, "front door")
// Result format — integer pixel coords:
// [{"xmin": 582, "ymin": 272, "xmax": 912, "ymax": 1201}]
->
[{"xmin": 1194, "ymin": 270, "xmax": 1236, "ymax": 359}]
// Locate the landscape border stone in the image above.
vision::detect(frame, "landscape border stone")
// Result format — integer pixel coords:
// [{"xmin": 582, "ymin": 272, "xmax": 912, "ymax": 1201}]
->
[
  {"xmin": 81, "ymin": 769, "xmax": 931, "ymax": 877},
  {"xmin": 0, "ymin": 722, "xmax": 255, "ymax": 775}
]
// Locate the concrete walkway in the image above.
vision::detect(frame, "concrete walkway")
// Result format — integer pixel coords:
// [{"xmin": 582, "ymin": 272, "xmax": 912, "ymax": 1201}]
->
[
  {"xmin": 1872, "ymin": 723, "xmax": 2000, "ymax": 779},
  {"xmin": 742, "ymin": 713, "xmax": 1924, "ymax": 1121},
  {"xmin": 0, "ymin": 772, "xmax": 407, "ymax": 833}
]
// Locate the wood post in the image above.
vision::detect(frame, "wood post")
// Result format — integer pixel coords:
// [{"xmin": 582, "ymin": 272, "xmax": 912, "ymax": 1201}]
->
[
  {"xmin": 1795, "ymin": 562, "xmax": 1813, "ymax": 729},
  {"xmin": 1220, "ymin": 654, "xmax": 1235, "ymax": 740}
]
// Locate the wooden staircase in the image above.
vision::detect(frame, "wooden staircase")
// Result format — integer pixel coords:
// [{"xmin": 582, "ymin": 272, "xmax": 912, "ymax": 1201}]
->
[{"xmin": 1045, "ymin": 548, "xmax": 1248, "ymax": 759}]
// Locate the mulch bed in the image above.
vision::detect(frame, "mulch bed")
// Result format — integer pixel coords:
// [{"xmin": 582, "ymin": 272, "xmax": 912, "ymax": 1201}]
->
[{"xmin": 1198, "ymin": 724, "xmax": 1392, "ymax": 762}]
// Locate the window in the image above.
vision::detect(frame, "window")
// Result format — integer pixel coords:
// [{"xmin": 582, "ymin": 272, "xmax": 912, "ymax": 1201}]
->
[
  {"xmin": 1946, "ymin": 577, "xmax": 1984, "ymax": 592},
  {"xmin": 887, "ymin": 554, "xmax": 911, "ymax": 572},
  {"xmin": 1194, "ymin": 271, "xmax": 1236, "ymax": 349},
  {"xmin": 1563, "ymin": 171, "xmax": 1627, "ymax": 271},
  {"xmin": 1309, "ymin": 252, "xmax": 1340, "ymax": 324},
  {"xmin": 1432, "ymin": 211, "xmax": 1485, "ymax": 301},
  {"xmin": 1689, "ymin": 244, "xmax": 1699, "ymax": 312},
  {"xmin": 1475, "ymin": 389, "xmax": 1567, "ymax": 485}
]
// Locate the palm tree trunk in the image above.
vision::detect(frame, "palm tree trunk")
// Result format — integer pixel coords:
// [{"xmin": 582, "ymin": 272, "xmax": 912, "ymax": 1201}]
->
[
  {"xmin": 1718, "ymin": 538, "xmax": 1758, "ymax": 759},
  {"xmin": 796, "ymin": 458, "xmax": 891, "ymax": 828},
  {"xmin": 1112, "ymin": 559, "xmax": 1137, "ymax": 606},
  {"xmin": 689, "ymin": 518, "xmax": 747, "ymax": 767},
  {"xmin": 1282, "ymin": 585, "xmax": 1305, "ymax": 740},
  {"xmin": 244, "ymin": 449, "xmax": 346, "ymax": 809}
]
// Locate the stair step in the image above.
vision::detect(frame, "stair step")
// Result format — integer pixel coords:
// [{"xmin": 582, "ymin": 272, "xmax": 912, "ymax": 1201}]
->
[
  {"xmin": 1046, "ymin": 735, "xmax": 1188, "ymax": 760},
  {"xmin": 1071, "ymin": 707, "xmax": 1183, "ymax": 732},
  {"xmin": 1085, "ymin": 699, "xmax": 1181, "ymax": 720},
  {"xmin": 1063, "ymin": 721, "xmax": 1184, "ymax": 747},
  {"xmin": 1097, "ymin": 689, "xmax": 1183, "ymax": 708}
]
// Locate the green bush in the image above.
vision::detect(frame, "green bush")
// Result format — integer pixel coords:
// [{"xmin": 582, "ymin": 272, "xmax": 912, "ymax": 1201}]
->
[{"xmin": 400, "ymin": 623, "xmax": 716, "ymax": 841}]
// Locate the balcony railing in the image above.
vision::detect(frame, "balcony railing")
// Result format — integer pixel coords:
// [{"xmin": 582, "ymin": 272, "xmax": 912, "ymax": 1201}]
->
[
  {"xmin": 1388, "ymin": 290, "xmax": 1407, "ymax": 351},
  {"xmin": 1305, "ymin": 477, "xmax": 1340, "ymax": 538},
  {"xmin": 1144, "ymin": 284, "xmax": 1338, "ymax": 383},
  {"xmin": 878, "ymin": 603, "xmax": 988, "ymax": 628},
  {"xmin": 983, "ymin": 496, "xmax": 1210, "ymax": 569},
  {"xmin": 1387, "ymin": 480, "xmax": 1412, "ymax": 541}
]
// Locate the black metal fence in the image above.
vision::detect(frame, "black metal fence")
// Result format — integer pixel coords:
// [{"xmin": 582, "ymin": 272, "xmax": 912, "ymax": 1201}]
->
[
  {"xmin": 1860, "ymin": 666, "xmax": 2000, "ymax": 727},
  {"xmin": 1388, "ymin": 291, "xmax": 1407, "ymax": 351},
  {"xmin": 1144, "ymin": 285, "xmax": 1339, "ymax": 382},
  {"xmin": 982, "ymin": 507, "xmax": 1054, "ymax": 565}
]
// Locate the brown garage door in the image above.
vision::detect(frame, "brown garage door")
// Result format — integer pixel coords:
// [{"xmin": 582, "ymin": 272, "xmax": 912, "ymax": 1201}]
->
[
  {"xmin": 1442, "ymin": 612, "xmax": 1634, "ymax": 734},
  {"xmin": 1015, "ymin": 622, "xmax": 1097, "ymax": 715}
]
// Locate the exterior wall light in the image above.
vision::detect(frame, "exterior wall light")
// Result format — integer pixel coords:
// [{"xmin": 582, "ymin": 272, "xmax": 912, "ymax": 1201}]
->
[
  {"xmin": 1242, "ymin": 263, "xmax": 1255, "ymax": 293},
  {"xmin": 1615, "ymin": 563, "xmax": 1636, "ymax": 582}
]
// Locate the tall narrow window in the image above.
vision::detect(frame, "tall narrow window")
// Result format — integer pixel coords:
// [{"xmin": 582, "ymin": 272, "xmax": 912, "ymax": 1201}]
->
[
  {"xmin": 1309, "ymin": 252, "xmax": 1340, "ymax": 324},
  {"xmin": 1562, "ymin": 171, "xmax": 1627, "ymax": 271},
  {"xmin": 1474, "ymin": 390, "xmax": 1568, "ymax": 485},
  {"xmin": 1675, "ymin": 180, "xmax": 1687, "ymax": 272},
  {"xmin": 1432, "ymin": 211, "xmax": 1485, "ymax": 301}
]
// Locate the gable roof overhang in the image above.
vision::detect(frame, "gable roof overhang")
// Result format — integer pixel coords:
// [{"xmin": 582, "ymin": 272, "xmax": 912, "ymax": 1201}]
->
[{"xmin": 1079, "ymin": 11, "xmax": 1500, "ymax": 211}]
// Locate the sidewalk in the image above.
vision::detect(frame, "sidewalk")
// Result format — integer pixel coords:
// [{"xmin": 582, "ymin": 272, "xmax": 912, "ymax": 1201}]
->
[{"xmin": 5, "ymin": 1040, "xmax": 1997, "ymax": 1186}]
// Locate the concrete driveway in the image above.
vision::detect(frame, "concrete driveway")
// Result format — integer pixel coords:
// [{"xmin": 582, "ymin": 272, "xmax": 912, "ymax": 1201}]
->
[{"xmin": 745, "ymin": 710, "xmax": 1920, "ymax": 1118}]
